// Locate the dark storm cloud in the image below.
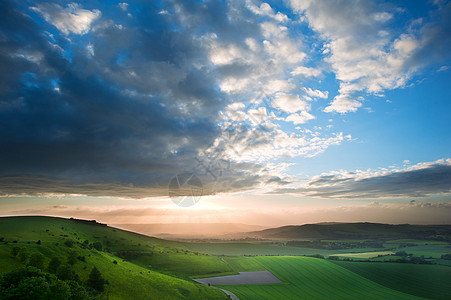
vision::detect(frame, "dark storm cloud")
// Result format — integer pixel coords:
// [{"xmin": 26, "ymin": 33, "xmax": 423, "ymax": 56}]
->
[
  {"xmin": 271, "ymin": 160, "xmax": 451, "ymax": 199},
  {"xmin": 0, "ymin": 0, "xmax": 288, "ymax": 197}
]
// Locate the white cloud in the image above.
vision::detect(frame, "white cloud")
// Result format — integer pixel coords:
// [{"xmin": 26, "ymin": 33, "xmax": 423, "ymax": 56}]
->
[
  {"xmin": 286, "ymin": 111, "xmax": 315, "ymax": 124},
  {"xmin": 302, "ymin": 87, "xmax": 328, "ymax": 99},
  {"xmin": 291, "ymin": 66, "xmax": 322, "ymax": 77},
  {"xmin": 31, "ymin": 3, "xmax": 101, "ymax": 35},
  {"xmin": 119, "ymin": 3, "xmax": 129, "ymax": 11},
  {"xmin": 273, "ymin": 93, "xmax": 309, "ymax": 113},
  {"xmin": 324, "ymin": 94, "xmax": 362, "ymax": 113},
  {"xmin": 246, "ymin": 1, "xmax": 289, "ymax": 23},
  {"xmin": 288, "ymin": 0, "xmax": 422, "ymax": 113}
]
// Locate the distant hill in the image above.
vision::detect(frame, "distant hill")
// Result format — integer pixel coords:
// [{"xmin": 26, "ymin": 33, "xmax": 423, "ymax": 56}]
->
[
  {"xmin": 112, "ymin": 223, "xmax": 267, "ymax": 239},
  {"xmin": 246, "ymin": 222, "xmax": 451, "ymax": 240}
]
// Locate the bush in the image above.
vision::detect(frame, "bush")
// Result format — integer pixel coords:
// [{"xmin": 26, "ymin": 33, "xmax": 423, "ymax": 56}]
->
[
  {"xmin": 28, "ymin": 253, "xmax": 45, "ymax": 269},
  {"xmin": 87, "ymin": 267, "xmax": 105, "ymax": 292},
  {"xmin": 67, "ymin": 251, "xmax": 77, "ymax": 266},
  {"xmin": 56, "ymin": 265, "xmax": 78, "ymax": 282},
  {"xmin": 48, "ymin": 257, "xmax": 61, "ymax": 274},
  {"xmin": 18, "ymin": 248, "xmax": 29, "ymax": 264},
  {"xmin": 11, "ymin": 247, "xmax": 20, "ymax": 257},
  {"xmin": 91, "ymin": 242, "xmax": 102, "ymax": 251},
  {"xmin": 64, "ymin": 240, "xmax": 74, "ymax": 247}
]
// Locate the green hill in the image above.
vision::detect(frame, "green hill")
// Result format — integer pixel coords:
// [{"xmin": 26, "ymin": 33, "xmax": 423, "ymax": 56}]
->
[
  {"xmin": 248, "ymin": 222, "xmax": 451, "ymax": 240},
  {"xmin": 0, "ymin": 216, "xmax": 228, "ymax": 299}
]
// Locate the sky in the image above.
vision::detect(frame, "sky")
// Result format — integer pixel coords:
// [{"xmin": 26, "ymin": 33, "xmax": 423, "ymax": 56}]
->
[{"xmin": 0, "ymin": 0, "xmax": 450, "ymax": 227}]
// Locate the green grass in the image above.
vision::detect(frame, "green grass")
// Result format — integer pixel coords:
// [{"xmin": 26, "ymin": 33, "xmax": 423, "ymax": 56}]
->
[
  {"xmin": 217, "ymin": 256, "xmax": 423, "ymax": 300},
  {"xmin": 133, "ymin": 253, "xmax": 233, "ymax": 276},
  {"xmin": 221, "ymin": 256, "xmax": 266, "ymax": 272},
  {"xmin": 0, "ymin": 216, "xmax": 228, "ymax": 299},
  {"xmin": 333, "ymin": 261, "xmax": 451, "ymax": 300}
]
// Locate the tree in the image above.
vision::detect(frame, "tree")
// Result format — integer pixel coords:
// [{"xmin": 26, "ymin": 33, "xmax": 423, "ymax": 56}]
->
[
  {"xmin": 11, "ymin": 247, "xmax": 20, "ymax": 257},
  {"xmin": 48, "ymin": 257, "xmax": 61, "ymax": 274},
  {"xmin": 0, "ymin": 267, "xmax": 94, "ymax": 300},
  {"xmin": 18, "ymin": 248, "xmax": 29, "ymax": 263},
  {"xmin": 87, "ymin": 266, "xmax": 105, "ymax": 292},
  {"xmin": 91, "ymin": 241, "xmax": 102, "ymax": 251},
  {"xmin": 56, "ymin": 265, "xmax": 75, "ymax": 281},
  {"xmin": 67, "ymin": 251, "xmax": 77, "ymax": 266},
  {"xmin": 28, "ymin": 253, "xmax": 45, "ymax": 269}
]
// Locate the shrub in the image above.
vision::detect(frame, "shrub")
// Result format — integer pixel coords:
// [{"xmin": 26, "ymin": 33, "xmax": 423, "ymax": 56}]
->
[
  {"xmin": 87, "ymin": 267, "xmax": 105, "ymax": 292},
  {"xmin": 28, "ymin": 253, "xmax": 45, "ymax": 269},
  {"xmin": 48, "ymin": 257, "xmax": 61, "ymax": 274},
  {"xmin": 91, "ymin": 242, "xmax": 102, "ymax": 251},
  {"xmin": 67, "ymin": 251, "xmax": 77, "ymax": 266},
  {"xmin": 18, "ymin": 248, "xmax": 29, "ymax": 263},
  {"xmin": 64, "ymin": 240, "xmax": 74, "ymax": 247},
  {"xmin": 11, "ymin": 247, "xmax": 20, "ymax": 257}
]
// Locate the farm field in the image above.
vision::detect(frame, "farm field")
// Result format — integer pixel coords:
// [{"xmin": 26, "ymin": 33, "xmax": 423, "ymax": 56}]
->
[
  {"xmin": 216, "ymin": 256, "xmax": 424, "ymax": 300},
  {"xmin": 333, "ymin": 261, "xmax": 451, "ymax": 300},
  {"xmin": 331, "ymin": 251, "xmax": 395, "ymax": 258}
]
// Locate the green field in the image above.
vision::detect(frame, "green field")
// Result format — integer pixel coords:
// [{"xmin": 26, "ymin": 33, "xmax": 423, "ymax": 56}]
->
[
  {"xmin": 333, "ymin": 261, "xmax": 451, "ymax": 300},
  {"xmin": 217, "ymin": 256, "xmax": 424, "ymax": 299}
]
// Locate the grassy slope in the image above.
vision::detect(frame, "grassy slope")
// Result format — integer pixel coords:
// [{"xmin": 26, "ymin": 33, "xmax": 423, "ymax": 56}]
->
[
  {"xmin": 332, "ymin": 261, "xmax": 451, "ymax": 300},
  {"xmin": 0, "ymin": 216, "xmax": 227, "ymax": 299},
  {"xmin": 217, "ymin": 256, "xmax": 425, "ymax": 300}
]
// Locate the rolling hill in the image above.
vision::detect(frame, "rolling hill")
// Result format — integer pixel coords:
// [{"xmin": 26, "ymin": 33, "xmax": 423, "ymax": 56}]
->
[
  {"xmin": 0, "ymin": 216, "xmax": 228, "ymax": 299},
  {"xmin": 246, "ymin": 222, "xmax": 451, "ymax": 240}
]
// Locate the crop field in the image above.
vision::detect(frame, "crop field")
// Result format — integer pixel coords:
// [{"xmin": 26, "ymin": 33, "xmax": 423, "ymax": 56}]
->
[
  {"xmin": 331, "ymin": 251, "xmax": 395, "ymax": 258},
  {"xmin": 221, "ymin": 256, "xmax": 266, "ymax": 272},
  {"xmin": 216, "ymin": 256, "xmax": 422, "ymax": 300},
  {"xmin": 333, "ymin": 261, "xmax": 451, "ymax": 300}
]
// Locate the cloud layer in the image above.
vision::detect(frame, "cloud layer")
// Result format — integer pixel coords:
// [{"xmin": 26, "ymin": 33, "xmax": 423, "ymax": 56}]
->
[
  {"xmin": 272, "ymin": 159, "xmax": 451, "ymax": 199},
  {"xmin": 0, "ymin": 0, "xmax": 450, "ymax": 199}
]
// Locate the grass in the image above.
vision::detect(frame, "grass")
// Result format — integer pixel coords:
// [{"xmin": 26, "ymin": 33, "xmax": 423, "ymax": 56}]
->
[
  {"xmin": 132, "ymin": 253, "xmax": 233, "ymax": 276},
  {"xmin": 221, "ymin": 256, "xmax": 266, "ymax": 272},
  {"xmin": 217, "ymin": 256, "xmax": 424, "ymax": 300},
  {"xmin": 333, "ymin": 261, "xmax": 451, "ymax": 300},
  {"xmin": 0, "ymin": 216, "xmax": 228, "ymax": 299}
]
